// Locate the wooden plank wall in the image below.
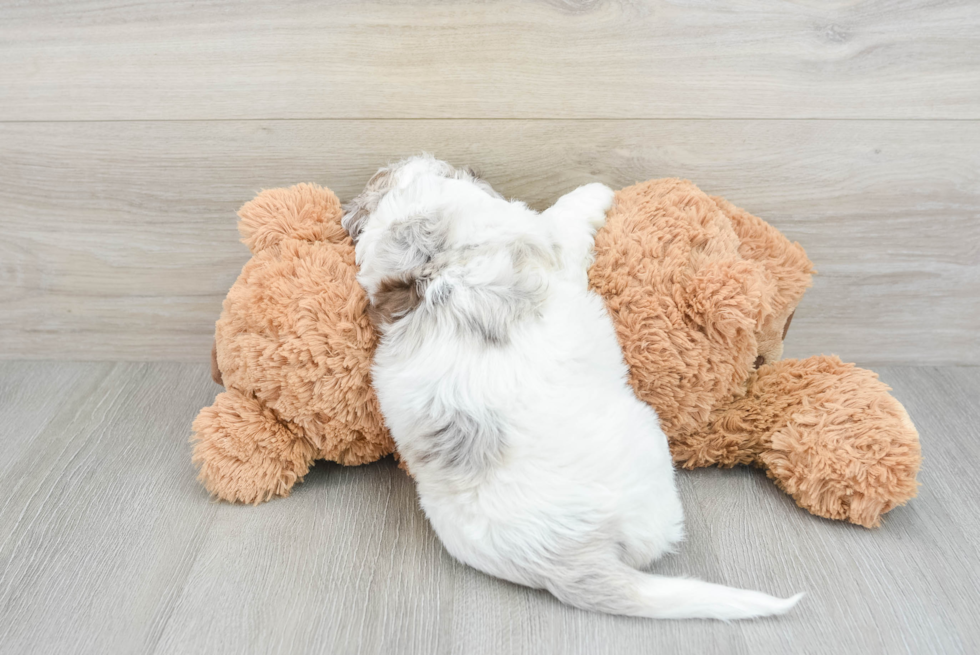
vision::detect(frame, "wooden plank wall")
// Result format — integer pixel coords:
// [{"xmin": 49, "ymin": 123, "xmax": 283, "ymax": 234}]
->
[{"xmin": 1, "ymin": 1, "xmax": 977, "ymax": 364}]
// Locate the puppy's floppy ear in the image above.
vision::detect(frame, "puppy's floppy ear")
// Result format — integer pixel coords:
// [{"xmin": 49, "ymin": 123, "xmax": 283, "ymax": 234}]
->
[
  {"xmin": 366, "ymin": 212, "xmax": 445, "ymax": 324},
  {"xmin": 369, "ymin": 275, "xmax": 424, "ymax": 325}
]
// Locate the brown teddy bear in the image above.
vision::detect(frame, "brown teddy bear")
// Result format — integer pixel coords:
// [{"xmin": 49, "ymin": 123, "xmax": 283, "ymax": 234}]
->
[
  {"xmin": 194, "ymin": 184, "xmax": 392, "ymax": 504},
  {"xmin": 193, "ymin": 178, "xmax": 921, "ymax": 528},
  {"xmin": 591, "ymin": 179, "xmax": 920, "ymax": 527}
]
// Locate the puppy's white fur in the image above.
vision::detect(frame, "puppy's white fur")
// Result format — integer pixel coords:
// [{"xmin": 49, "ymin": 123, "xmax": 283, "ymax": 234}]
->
[{"xmin": 345, "ymin": 155, "xmax": 802, "ymax": 620}]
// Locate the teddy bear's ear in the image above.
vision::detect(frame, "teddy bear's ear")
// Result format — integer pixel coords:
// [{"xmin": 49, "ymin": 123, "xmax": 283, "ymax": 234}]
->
[
  {"xmin": 237, "ymin": 183, "xmax": 348, "ymax": 254},
  {"xmin": 711, "ymin": 196, "xmax": 815, "ymax": 365},
  {"xmin": 718, "ymin": 198, "xmax": 815, "ymax": 310}
]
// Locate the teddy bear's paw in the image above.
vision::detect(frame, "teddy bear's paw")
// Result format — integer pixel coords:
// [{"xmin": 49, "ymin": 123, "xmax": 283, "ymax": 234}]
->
[
  {"xmin": 757, "ymin": 358, "xmax": 921, "ymax": 528},
  {"xmin": 191, "ymin": 389, "xmax": 318, "ymax": 504}
]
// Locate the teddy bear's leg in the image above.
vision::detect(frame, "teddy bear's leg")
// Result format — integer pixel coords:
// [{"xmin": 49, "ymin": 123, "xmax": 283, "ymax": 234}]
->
[
  {"xmin": 191, "ymin": 388, "xmax": 318, "ymax": 504},
  {"xmin": 542, "ymin": 183, "xmax": 616, "ymax": 285},
  {"xmin": 757, "ymin": 357, "xmax": 920, "ymax": 527},
  {"xmin": 681, "ymin": 356, "xmax": 921, "ymax": 527}
]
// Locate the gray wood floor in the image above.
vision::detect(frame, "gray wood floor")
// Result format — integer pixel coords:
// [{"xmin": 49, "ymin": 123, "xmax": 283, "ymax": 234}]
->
[{"xmin": 0, "ymin": 361, "xmax": 976, "ymax": 654}]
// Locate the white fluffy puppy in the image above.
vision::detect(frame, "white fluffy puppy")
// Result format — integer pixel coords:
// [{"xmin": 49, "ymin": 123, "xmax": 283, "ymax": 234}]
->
[{"xmin": 344, "ymin": 155, "xmax": 802, "ymax": 620}]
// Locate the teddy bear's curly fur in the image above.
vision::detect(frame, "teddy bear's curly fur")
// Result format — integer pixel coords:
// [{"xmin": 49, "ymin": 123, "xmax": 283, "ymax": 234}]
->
[
  {"xmin": 193, "ymin": 184, "xmax": 392, "ymax": 504},
  {"xmin": 592, "ymin": 179, "xmax": 920, "ymax": 527},
  {"xmin": 192, "ymin": 179, "xmax": 920, "ymax": 527}
]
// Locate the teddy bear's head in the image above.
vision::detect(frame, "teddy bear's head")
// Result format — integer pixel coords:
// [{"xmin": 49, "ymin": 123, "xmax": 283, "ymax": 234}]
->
[{"xmin": 211, "ymin": 184, "xmax": 392, "ymax": 467}]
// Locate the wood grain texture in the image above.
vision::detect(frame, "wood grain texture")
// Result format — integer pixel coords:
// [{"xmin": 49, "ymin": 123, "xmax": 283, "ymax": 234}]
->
[
  {"xmin": 0, "ymin": 362, "xmax": 977, "ymax": 654},
  {"xmin": 1, "ymin": 119, "xmax": 977, "ymax": 364},
  {"xmin": 0, "ymin": 362, "xmax": 220, "ymax": 655},
  {"xmin": 2, "ymin": 0, "xmax": 979, "ymax": 120}
]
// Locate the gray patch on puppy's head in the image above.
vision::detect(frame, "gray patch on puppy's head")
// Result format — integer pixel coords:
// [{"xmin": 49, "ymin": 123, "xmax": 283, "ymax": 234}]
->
[
  {"xmin": 377, "ymin": 213, "xmax": 445, "ymax": 270},
  {"xmin": 344, "ymin": 158, "xmax": 503, "ymax": 243}
]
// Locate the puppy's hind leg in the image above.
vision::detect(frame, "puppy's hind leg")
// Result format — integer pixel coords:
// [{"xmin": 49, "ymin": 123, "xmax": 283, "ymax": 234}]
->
[
  {"xmin": 549, "ymin": 182, "xmax": 615, "ymax": 229},
  {"xmin": 542, "ymin": 183, "xmax": 615, "ymax": 283}
]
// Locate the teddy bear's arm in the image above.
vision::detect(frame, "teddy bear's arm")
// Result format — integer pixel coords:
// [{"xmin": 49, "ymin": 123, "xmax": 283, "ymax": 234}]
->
[
  {"xmin": 191, "ymin": 389, "xmax": 318, "ymax": 504},
  {"xmin": 675, "ymin": 355, "xmax": 921, "ymax": 528}
]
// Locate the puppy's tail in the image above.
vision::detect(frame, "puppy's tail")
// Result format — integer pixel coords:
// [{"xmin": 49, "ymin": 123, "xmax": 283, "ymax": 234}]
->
[{"xmin": 549, "ymin": 561, "xmax": 802, "ymax": 621}]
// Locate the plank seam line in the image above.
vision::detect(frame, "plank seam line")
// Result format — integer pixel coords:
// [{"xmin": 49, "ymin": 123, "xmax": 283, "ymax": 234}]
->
[{"xmin": 2, "ymin": 117, "xmax": 980, "ymax": 124}]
